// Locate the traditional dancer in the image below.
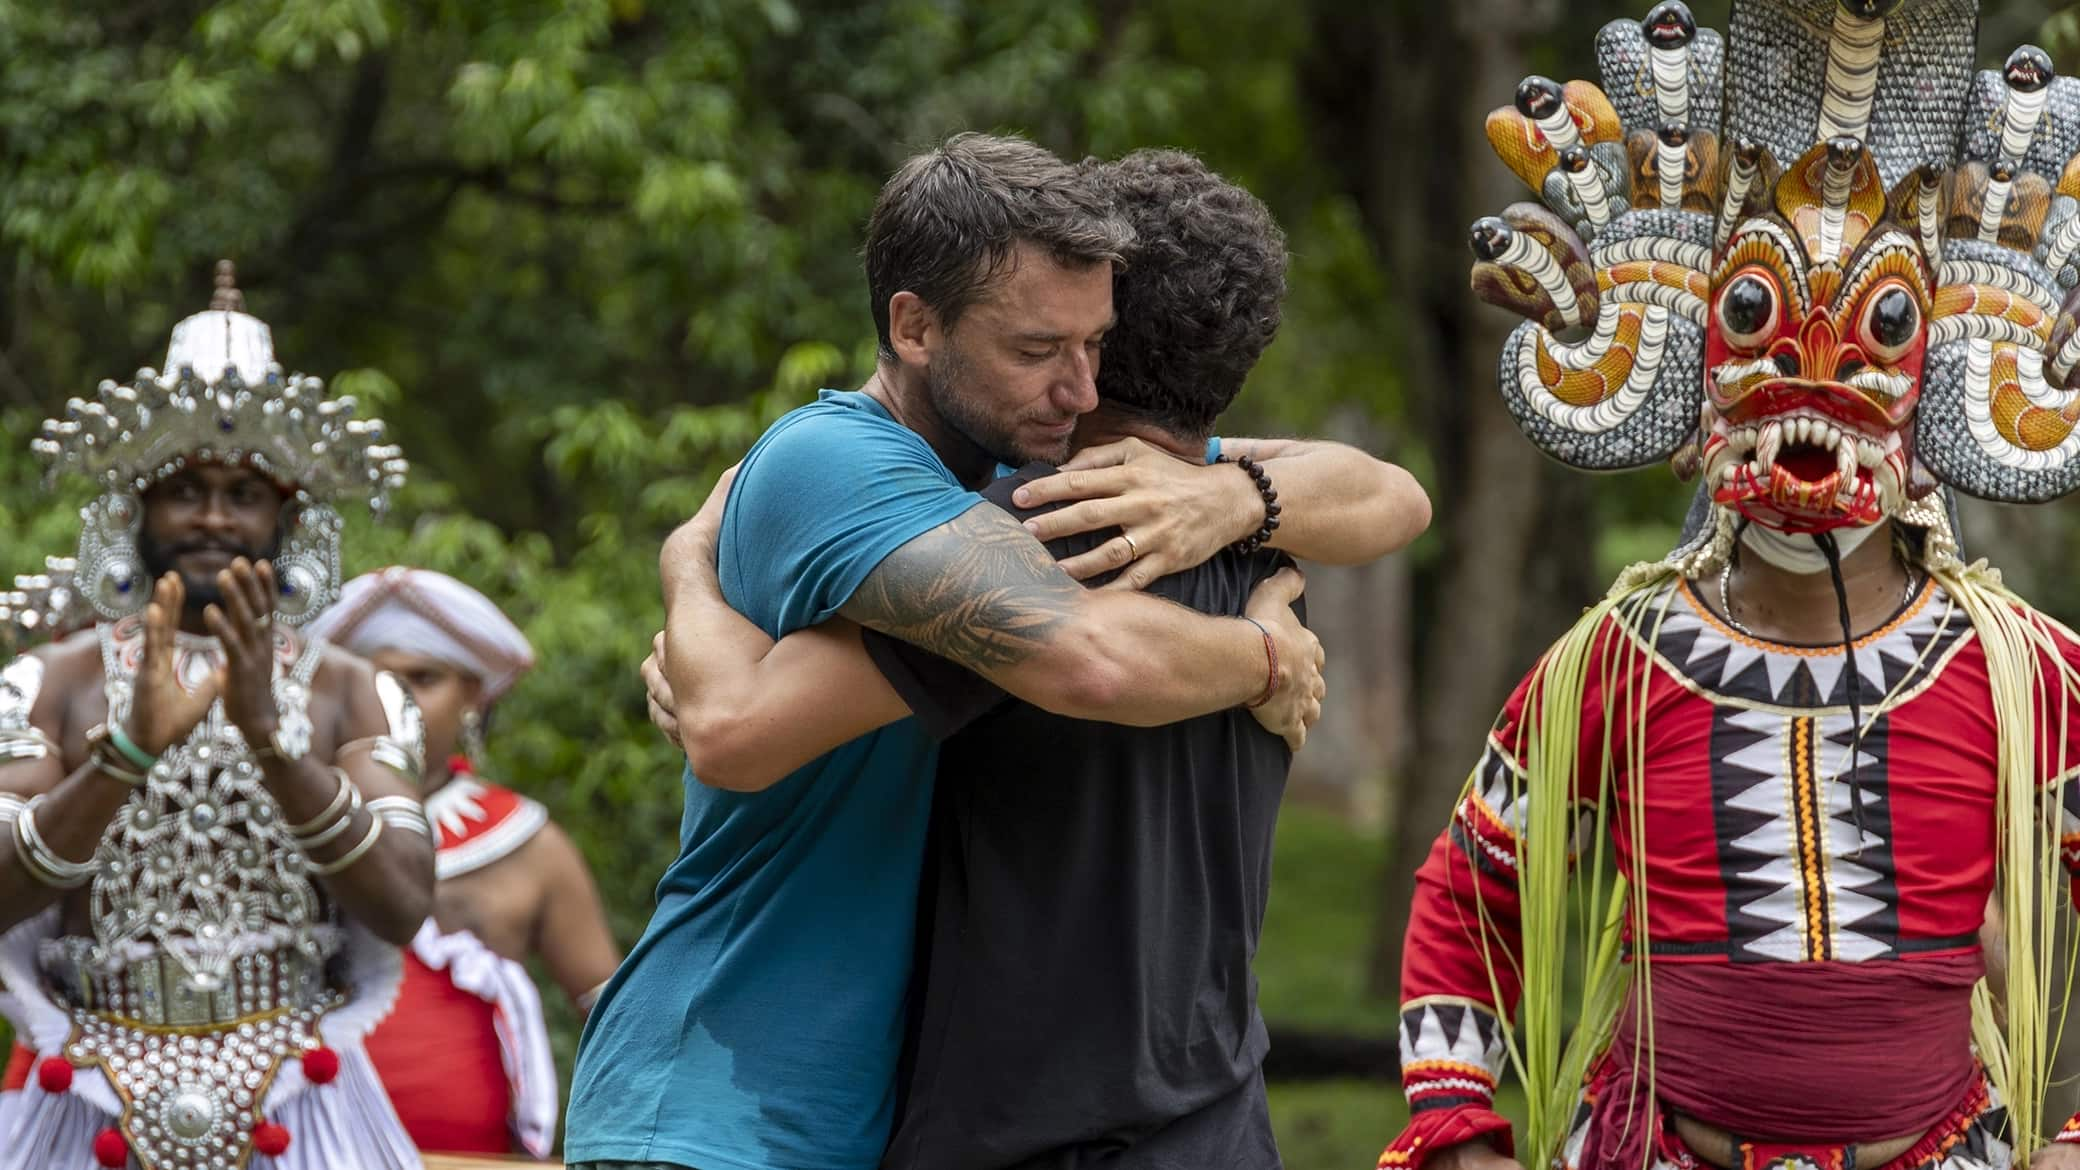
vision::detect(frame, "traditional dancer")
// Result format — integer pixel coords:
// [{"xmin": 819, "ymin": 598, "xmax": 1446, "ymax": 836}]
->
[
  {"xmin": 0, "ymin": 264, "xmax": 433, "ymax": 1170},
  {"xmin": 1384, "ymin": 4, "xmax": 2080, "ymax": 1170},
  {"xmin": 313, "ymin": 566, "xmax": 618, "ymax": 1160}
]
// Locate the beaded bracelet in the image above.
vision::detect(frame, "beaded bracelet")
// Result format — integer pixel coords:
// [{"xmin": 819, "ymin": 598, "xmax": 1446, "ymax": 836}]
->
[{"xmin": 1220, "ymin": 455, "xmax": 1282, "ymax": 554}]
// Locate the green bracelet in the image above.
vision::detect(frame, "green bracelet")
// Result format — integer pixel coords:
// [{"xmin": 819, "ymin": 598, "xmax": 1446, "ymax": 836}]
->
[{"xmin": 106, "ymin": 724, "xmax": 159, "ymax": 772}]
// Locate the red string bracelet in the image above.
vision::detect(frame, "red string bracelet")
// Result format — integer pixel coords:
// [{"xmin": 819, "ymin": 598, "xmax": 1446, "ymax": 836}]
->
[{"xmin": 1240, "ymin": 617, "xmax": 1279, "ymax": 709}]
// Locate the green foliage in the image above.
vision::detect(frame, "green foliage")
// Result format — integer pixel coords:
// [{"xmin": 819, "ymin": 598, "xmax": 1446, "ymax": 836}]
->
[
  {"xmin": 0, "ymin": 0, "xmax": 1811, "ymax": 1153},
  {"xmin": 1257, "ymin": 805, "xmax": 1403, "ymax": 1035},
  {"xmin": 0, "ymin": 0, "xmax": 1428, "ymax": 1126}
]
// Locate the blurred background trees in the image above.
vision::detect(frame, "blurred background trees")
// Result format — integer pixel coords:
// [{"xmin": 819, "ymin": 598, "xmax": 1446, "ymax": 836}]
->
[{"xmin": 2, "ymin": 0, "xmax": 2075, "ymax": 1162}]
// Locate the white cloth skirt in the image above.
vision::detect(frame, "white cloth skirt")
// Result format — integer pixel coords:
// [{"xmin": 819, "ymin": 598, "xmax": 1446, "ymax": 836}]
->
[{"xmin": 0, "ymin": 909, "xmax": 421, "ymax": 1169}]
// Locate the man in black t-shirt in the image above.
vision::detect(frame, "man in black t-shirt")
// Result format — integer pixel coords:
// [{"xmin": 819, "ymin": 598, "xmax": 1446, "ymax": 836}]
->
[
  {"xmin": 641, "ymin": 150, "xmax": 1429, "ymax": 1168},
  {"xmin": 863, "ymin": 151, "xmax": 1321, "ymax": 1170},
  {"xmin": 867, "ymin": 460, "xmax": 1297, "ymax": 1170}
]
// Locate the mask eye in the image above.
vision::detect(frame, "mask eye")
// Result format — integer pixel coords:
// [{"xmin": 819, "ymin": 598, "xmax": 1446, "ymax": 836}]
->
[
  {"xmin": 1856, "ymin": 283, "xmax": 1922, "ymax": 365},
  {"xmin": 1715, "ymin": 271, "xmax": 1780, "ymax": 353}
]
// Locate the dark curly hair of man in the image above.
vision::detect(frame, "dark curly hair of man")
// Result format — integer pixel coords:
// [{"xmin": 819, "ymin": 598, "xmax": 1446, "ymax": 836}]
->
[{"xmin": 1083, "ymin": 149, "xmax": 1289, "ymax": 440}]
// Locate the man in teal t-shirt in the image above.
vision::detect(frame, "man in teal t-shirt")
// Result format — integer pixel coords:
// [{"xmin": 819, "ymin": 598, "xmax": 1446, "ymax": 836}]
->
[{"xmin": 565, "ymin": 134, "xmax": 1325, "ymax": 1170}]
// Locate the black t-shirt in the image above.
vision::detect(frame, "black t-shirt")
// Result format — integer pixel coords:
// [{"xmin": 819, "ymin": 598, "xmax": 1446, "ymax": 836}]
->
[{"xmin": 866, "ymin": 464, "xmax": 1296, "ymax": 1170}]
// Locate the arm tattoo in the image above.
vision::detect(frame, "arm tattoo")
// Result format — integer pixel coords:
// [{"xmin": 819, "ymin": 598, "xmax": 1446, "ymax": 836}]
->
[{"xmin": 842, "ymin": 504, "xmax": 1083, "ymax": 672}]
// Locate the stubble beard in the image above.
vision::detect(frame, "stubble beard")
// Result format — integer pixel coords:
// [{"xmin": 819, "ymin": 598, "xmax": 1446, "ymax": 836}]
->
[{"xmin": 925, "ymin": 344, "xmax": 1073, "ymax": 470}]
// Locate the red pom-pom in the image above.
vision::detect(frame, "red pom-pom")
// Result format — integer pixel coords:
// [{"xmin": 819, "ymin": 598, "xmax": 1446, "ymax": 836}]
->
[
  {"xmin": 446, "ymin": 753, "xmax": 474, "ymax": 776},
  {"xmin": 92, "ymin": 1127, "xmax": 127, "ymax": 1168},
  {"xmin": 251, "ymin": 1120, "xmax": 291, "ymax": 1157},
  {"xmin": 301, "ymin": 1046, "xmax": 339, "ymax": 1084},
  {"xmin": 35, "ymin": 1056, "xmax": 72, "ymax": 1094}
]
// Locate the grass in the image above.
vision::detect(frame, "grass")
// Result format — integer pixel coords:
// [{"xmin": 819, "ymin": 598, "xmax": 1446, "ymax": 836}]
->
[
  {"xmin": 1260, "ymin": 804, "xmax": 1408, "ymax": 1169},
  {"xmin": 1270, "ymin": 1080, "xmax": 1405, "ymax": 1167},
  {"xmin": 1259, "ymin": 803, "xmax": 1530, "ymax": 1170},
  {"xmin": 1256, "ymin": 802, "xmax": 1403, "ymax": 1035}
]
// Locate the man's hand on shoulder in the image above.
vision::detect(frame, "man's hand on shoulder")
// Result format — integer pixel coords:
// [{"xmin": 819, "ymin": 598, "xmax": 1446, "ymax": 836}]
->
[{"xmin": 1013, "ymin": 437, "xmax": 1257, "ymax": 591}]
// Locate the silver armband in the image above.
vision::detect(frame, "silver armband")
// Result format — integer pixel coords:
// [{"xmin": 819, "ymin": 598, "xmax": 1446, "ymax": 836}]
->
[
  {"xmin": 363, "ymin": 671, "xmax": 427, "ymax": 783},
  {"xmin": 309, "ymin": 814, "xmax": 384, "ymax": 876},
  {"xmin": 365, "ymin": 795, "xmax": 431, "ymax": 839},
  {"xmin": 0, "ymin": 657, "xmax": 56, "ymax": 764},
  {"xmin": 14, "ymin": 795, "xmax": 97, "ymax": 888},
  {"xmin": 290, "ymin": 770, "xmax": 364, "ymax": 850}
]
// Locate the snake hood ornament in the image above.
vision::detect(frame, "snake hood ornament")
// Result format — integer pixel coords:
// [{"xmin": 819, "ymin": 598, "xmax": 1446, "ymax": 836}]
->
[{"xmin": 1471, "ymin": 0, "xmax": 2080, "ymax": 534}]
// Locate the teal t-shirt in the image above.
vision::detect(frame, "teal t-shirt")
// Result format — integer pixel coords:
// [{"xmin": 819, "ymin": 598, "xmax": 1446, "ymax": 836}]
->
[{"xmin": 566, "ymin": 390, "xmax": 983, "ymax": 1170}]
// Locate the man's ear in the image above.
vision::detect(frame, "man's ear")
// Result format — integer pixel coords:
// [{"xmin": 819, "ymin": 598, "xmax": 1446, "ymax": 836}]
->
[{"xmin": 887, "ymin": 291, "xmax": 938, "ymax": 369}]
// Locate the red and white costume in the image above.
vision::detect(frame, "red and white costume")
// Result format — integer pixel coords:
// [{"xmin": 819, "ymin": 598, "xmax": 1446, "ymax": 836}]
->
[
  {"xmin": 363, "ymin": 771, "xmax": 557, "ymax": 1159},
  {"xmin": 1387, "ymin": 579, "xmax": 2080, "ymax": 1170},
  {"xmin": 310, "ymin": 567, "xmax": 561, "ymax": 1159}
]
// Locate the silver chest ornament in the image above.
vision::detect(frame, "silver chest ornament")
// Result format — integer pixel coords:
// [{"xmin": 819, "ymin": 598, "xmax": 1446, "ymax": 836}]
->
[
  {"xmin": 56, "ymin": 619, "xmax": 341, "ymax": 1170},
  {"xmin": 65, "ymin": 1007, "xmax": 332, "ymax": 1169},
  {"xmin": 90, "ymin": 618, "xmax": 330, "ymax": 987}
]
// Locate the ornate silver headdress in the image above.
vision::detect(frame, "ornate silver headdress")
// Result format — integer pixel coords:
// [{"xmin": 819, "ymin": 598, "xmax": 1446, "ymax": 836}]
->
[{"xmin": 11, "ymin": 262, "xmax": 407, "ymax": 636}]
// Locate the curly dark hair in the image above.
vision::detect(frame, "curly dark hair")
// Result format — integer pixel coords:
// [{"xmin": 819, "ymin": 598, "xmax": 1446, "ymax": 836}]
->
[
  {"xmin": 1083, "ymin": 149, "xmax": 1288, "ymax": 440},
  {"xmin": 866, "ymin": 133, "xmax": 1133, "ymax": 361}
]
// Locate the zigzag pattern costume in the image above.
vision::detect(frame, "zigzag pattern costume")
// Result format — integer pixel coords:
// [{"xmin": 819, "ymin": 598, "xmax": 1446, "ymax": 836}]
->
[
  {"xmin": 1384, "ymin": 3, "xmax": 2080, "ymax": 1168},
  {"xmin": 1390, "ymin": 575, "xmax": 2080, "ymax": 1170}
]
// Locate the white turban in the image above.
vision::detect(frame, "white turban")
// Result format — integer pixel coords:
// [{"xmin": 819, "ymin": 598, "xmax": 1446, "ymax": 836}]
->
[{"xmin": 308, "ymin": 567, "xmax": 536, "ymax": 705}]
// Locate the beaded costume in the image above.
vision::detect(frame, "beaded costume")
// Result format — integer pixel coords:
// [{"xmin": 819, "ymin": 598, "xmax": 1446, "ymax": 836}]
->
[
  {"xmin": 1385, "ymin": 4, "xmax": 2080, "ymax": 1169},
  {"xmin": 0, "ymin": 266, "xmax": 426, "ymax": 1170}
]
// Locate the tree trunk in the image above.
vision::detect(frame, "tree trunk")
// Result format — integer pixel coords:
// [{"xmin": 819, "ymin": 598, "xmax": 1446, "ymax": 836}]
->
[
  {"xmin": 1297, "ymin": 0, "xmax": 1561, "ymax": 999},
  {"xmin": 1284, "ymin": 408, "xmax": 1416, "ymax": 823}
]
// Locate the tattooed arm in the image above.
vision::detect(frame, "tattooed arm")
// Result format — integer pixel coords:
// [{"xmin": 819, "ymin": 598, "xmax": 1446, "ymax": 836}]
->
[
  {"xmin": 657, "ymin": 493, "xmax": 1323, "ymax": 791},
  {"xmin": 838, "ymin": 501, "xmax": 1320, "ymax": 728}
]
